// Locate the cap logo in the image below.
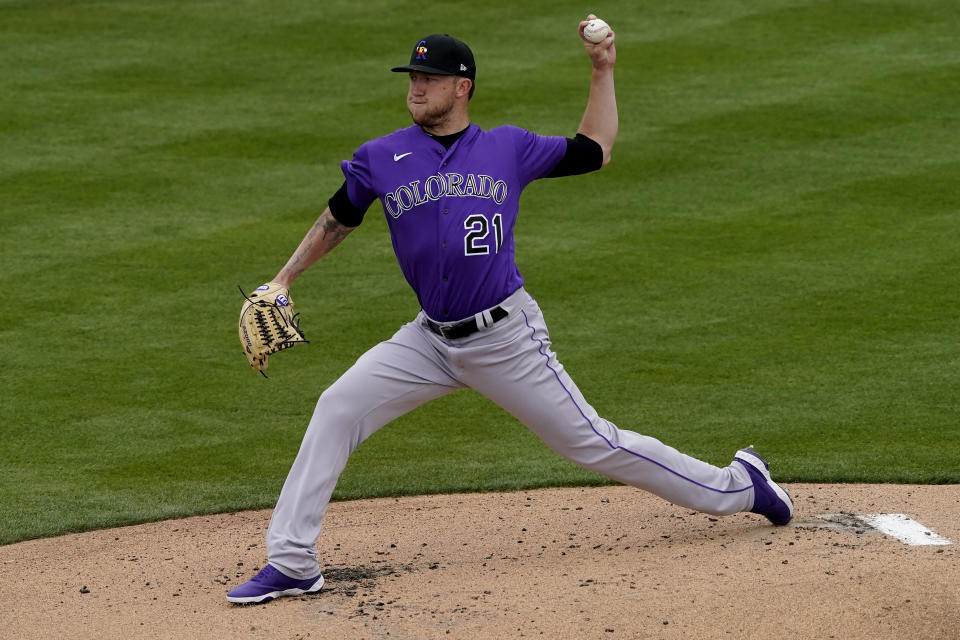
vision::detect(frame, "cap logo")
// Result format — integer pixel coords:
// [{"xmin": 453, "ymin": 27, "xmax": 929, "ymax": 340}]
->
[
  {"xmin": 416, "ymin": 40, "xmax": 428, "ymax": 60},
  {"xmin": 460, "ymin": 63, "xmax": 468, "ymax": 71}
]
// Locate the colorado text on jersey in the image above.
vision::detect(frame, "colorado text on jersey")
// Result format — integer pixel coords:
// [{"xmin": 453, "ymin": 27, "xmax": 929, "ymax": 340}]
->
[{"xmin": 383, "ymin": 172, "xmax": 508, "ymax": 218}]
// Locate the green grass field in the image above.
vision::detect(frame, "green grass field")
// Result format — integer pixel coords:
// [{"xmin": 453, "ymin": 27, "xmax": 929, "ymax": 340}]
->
[{"xmin": 2, "ymin": 0, "xmax": 958, "ymax": 545}]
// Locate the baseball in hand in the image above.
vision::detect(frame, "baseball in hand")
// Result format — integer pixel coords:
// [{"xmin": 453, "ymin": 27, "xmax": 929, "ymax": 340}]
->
[{"xmin": 583, "ymin": 18, "xmax": 610, "ymax": 44}]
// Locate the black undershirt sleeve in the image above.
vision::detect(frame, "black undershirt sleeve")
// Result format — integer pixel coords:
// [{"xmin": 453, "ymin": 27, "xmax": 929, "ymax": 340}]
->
[
  {"xmin": 546, "ymin": 133, "xmax": 604, "ymax": 178},
  {"xmin": 327, "ymin": 181, "xmax": 367, "ymax": 228}
]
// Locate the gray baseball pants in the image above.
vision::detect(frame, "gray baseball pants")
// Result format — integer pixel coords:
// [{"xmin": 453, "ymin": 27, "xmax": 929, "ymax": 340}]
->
[{"xmin": 266, "ymin": 288, "xmax": 755, "ymax": 578}]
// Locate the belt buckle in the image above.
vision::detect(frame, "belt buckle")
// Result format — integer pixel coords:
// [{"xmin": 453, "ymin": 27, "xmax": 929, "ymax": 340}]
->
[{"xmin": 429, "ymin": 319, "xmax": 455, "ymax": 339}]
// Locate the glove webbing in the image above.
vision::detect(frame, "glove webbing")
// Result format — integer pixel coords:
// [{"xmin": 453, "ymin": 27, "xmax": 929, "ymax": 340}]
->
[{"xmin": 239, "ymin": 286, "xmax": 309, "ymax": 378}]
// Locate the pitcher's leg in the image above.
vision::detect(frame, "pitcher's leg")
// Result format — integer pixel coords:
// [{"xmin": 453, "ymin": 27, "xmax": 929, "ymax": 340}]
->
[
  {"xmin": 464, "ymin": 296, "xmax": 753, "ymax": 516},
  {"xmin": 266, "ymin": 321, "xmax": 461, "ymax": 578}
]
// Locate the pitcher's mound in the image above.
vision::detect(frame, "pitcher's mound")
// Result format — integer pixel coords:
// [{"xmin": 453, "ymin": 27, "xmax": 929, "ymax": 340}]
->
[{"xmin": 2, "ymin": 484, "xmax": 958, "ymax": 639}]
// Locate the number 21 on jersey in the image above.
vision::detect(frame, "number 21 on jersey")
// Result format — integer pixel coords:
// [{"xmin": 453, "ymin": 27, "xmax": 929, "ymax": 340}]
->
[{"xmin": 464, "ymin": 213, "xmax": 503, "ymax": 256}]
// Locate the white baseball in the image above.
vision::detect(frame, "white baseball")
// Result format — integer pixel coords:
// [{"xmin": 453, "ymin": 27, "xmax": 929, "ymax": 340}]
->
[{"xmin": 583, "ymin": 18, "xmax": 610, "ymax": 44}]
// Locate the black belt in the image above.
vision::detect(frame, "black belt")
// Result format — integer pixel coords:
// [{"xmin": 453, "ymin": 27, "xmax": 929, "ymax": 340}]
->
[{"xmin": 425, "ymin": 306, "xmax": 509, "ymax": 339}]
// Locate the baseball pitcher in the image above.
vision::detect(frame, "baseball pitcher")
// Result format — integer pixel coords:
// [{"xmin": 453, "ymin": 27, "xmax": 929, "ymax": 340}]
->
[{"xmin": 229, "ymin": 16, "xmax": 793, "ymax": 604}]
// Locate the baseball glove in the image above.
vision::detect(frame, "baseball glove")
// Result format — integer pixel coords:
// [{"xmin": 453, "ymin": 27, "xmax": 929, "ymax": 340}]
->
[{"xmin": 238, "ymin": 282, "xmax": 308, "ymax": 376}]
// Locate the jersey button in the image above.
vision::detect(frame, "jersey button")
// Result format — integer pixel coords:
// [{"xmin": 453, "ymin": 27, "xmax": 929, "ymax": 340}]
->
[
  {"xmin": 442, "ymin": 276, "xmax": 448, "ymax": 281},
  {"xmin": 443, "ymin": 209, "xmax": 449, "ymax": 215},
  {"xmin": 441, "ymin": 242, "xmax": 447, "ymax": 248}
]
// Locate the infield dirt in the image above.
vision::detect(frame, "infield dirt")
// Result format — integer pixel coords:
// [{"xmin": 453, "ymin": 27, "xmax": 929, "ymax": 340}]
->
[{"xmin": 3, "ymin": 484, "xmax": 958, "ymax": 639}]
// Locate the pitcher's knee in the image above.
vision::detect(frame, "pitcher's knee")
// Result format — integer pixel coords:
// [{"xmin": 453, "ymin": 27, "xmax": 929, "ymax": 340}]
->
[
  {"xmin": 552, "ymin": 438, "xmax": 623, "ymax": 473},
  {"xmin": 312, "ymin": 386, "xmax": 363, "ymax": 425}
]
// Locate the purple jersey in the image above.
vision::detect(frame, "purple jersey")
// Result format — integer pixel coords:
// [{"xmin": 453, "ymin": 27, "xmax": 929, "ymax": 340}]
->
[{"xmin": 341, "ymin": 124, "xmax": 566, "ymax": 321}]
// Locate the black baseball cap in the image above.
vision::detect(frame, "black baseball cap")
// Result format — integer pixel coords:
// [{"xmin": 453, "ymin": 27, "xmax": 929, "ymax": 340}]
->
[{"xmin": 391, "ymin": 34, "xmax": 476, "ymax": 81}]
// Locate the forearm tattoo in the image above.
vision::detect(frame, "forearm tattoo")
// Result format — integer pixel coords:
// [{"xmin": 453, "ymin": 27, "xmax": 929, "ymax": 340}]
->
[{"xmin": 284, "ymin": 211, "xmax": 352, "ymax": 280}]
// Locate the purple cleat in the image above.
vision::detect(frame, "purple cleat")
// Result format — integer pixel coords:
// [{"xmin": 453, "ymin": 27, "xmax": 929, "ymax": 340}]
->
[
  {"xmin": 226, "ymin": 564, "xmax": 324, "ymax": 604},
  {"xmin": 734, "ymin": 446, "xmax": 794, "ymax": 526}
]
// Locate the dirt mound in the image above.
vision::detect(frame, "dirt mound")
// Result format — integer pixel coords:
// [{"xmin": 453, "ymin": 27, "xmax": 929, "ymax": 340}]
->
[{"xmin": 3, "ymin": 484, "xmax": 957, "ymax": 639}]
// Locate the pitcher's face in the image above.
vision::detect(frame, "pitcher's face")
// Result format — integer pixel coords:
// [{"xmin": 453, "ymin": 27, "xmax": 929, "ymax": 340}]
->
[{"xmin": 406, "ymin": 72, "xmax": 460, "ymax": 128}]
